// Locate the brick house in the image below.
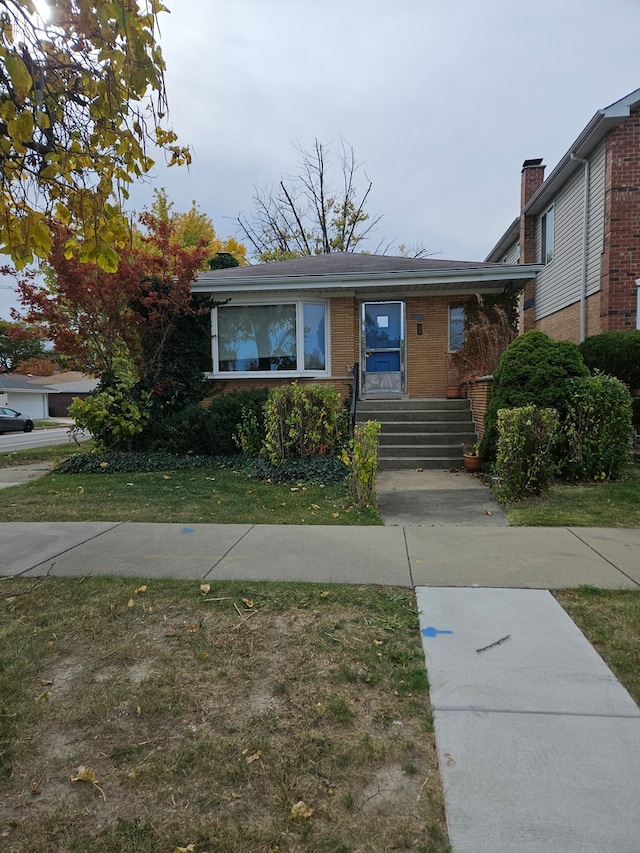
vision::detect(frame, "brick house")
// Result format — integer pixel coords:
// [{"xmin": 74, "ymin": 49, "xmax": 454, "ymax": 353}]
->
[
  {"xmin": 486, "ymin": 86, "xmax": 640, "ymax": 341},
  {"xmin": 193, "ymin": 252, "xmax": 538, "ymax": 401}
]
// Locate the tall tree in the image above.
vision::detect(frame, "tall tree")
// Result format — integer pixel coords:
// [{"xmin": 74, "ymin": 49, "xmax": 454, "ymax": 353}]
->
[
  {"xmin": 0, "ymin": 0, "xmax": 189, "ymax": 271},
  {"xmin": 13, "ymin": 213, "xmax": 208, "ymax": 391},
  {"xmin": 0, "ymin": 318, "xmax": 45, "ymax": 370},
  {"xmin": 149, "ymin": 189, "xmax": 246, "ymax": 268},
  {"xmin": 237, "ymin": 138, "xmax": 383, "ymax": 262}
]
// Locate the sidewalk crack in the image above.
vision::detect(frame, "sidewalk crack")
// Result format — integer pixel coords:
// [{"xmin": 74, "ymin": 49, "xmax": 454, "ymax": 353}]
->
[
  {"xmin": 567, "ymin": 528, "xmax": 640, "ymax": 589},
  {"xmin": 203, "ymin": 525, "xmax": 255, "ymax": 579}
]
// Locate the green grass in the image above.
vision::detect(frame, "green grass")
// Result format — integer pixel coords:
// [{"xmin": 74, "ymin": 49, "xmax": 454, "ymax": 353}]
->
[
  {"xmin": 0, "ymin": 577, "xmax": 450, "ymax": 852},
  {"xmin": 503, "ymin": 465, "xmax": 640, "ymax": 527},
  {"xmin": 0, "ymin": 441, "xmax": 93, "ymax": 468},
  {"xmin": 557, "ymin": 588, "xmax": 640, "ymax": 704},
  {"xmin": 0, "ymin": 465, "xmax": 382, "ymax": 525}
]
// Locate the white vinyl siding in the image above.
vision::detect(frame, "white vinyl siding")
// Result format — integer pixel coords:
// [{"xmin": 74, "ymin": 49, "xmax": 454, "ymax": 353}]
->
[
  {"xmin": 535, "ymin": 141, "xmax": 606, "ymax": 320},
  {"xmin": 501, "ymin": 241, "xmax": 520, "ymax": 264}
]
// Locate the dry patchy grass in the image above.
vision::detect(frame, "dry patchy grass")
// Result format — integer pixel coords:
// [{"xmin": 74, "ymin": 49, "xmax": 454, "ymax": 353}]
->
[{"xmin": 0, "ymin": 578, "xmax": 449, "ymax": 853}]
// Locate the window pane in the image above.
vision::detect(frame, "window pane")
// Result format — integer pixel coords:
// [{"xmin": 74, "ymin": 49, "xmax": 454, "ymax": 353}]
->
[
  {"xmin": 449, "ymin": 306, "xmax": 465, "ymax": 351},
  {"xmin": 303, "ymin": 303, "xmax": 326, "ymax": 370},
  {"xmin": 218, "ymin": 304, "xmax": 297, "ymax": 371}
]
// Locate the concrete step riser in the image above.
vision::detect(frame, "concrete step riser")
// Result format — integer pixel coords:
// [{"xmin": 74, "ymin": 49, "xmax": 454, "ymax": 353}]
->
[
  {"xmin": 375, "ymin": 423, "xmax": 476, "ymax": 434},
  {"xmin": 358, "ymin": 399, "xmax": 470, "ymax": 412},
  {"xmin": 379, "ymin": 434, "xmax": 475, "ymax": 448},
  {"xmin": 378, "ymin": 457, "xmax": 462, "ymax": 470},
  {"xmin": 379, "ymin": 446, "xmax": 465, "ymax": 459},
  {"xmin": 357, "ymin": 411, "xmax": 473, "ymax": 423}
]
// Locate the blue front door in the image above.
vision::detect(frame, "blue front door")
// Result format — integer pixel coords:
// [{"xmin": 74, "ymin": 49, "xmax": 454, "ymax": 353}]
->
[{"xmin": 361, "ymin": 301, "xmax": 405, "ymax": 395}]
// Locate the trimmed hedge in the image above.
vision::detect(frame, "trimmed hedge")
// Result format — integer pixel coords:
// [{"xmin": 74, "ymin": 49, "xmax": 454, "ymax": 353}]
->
[
  {"xmin": 145, "ymin": 389, "xmax": 270, "ymax": 456},
  {"xmin": 579, "ymin": 330, "xmax": 640, "ymax": 427}
]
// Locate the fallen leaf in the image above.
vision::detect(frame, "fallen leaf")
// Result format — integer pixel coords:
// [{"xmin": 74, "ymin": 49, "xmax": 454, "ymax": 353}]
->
[
  {"xmin": 35, "ymin": 690, "xmax": 52, "ymax": 703},
  {"xmin": 135, "ymin": 705, "xmax": 142, "ymax": 716},
  {"xmin": 41, "ymin": 679, "xmax": 54, "ymax": 686},
  {"xmin": 485, "ymin": 509, "xmax": 493, "ymax": 516},
  {"xmin": 134, "ymin": 585, "xmax": 148, "ymax": 594},
  {"xmin": 127, "ymin": 598, "xmax": 135, "ymax": 608},
  {"xmin": 245, "ymin": 749, "xmax": 262, "ymax": 764},
  {"xmin": 99, "ymin": 461, "xmax": 109, "ymax": 468},
  {"xmin": 332, "ymin": 512, "xmax": 339, "ymax": 518},
  {"xmin": 78, "ymin": 486, "xmax": 85, "ymax": 495},
  {"xmin": 290, "ymin": 487, "xmax": 299, "ymax": 492},
  {"xmin": 242, "ymin": 597, "xmax": 254, "ymax": 608},
  {"xmin": 290, "ymin": 800, "xmax": 314, "ymax": 819},
  {"xmin": 319, "ymin": 591, "xmax": 329, "ymax": 598},
  {"xmin": 373, "ymin": 639, "xmax": 383, "ymax": 646},
  {"xmin": 310, "ymin": 503, "xmax": 321, "ymax": 510},
  {"xmin": 70, "ymin": 765, "xmax": 106, "ymax": 800},
  {"xmin": 126, "ymin": 483, "xmax": 135, "ymax": 487},
  {"xmin": 186, "ymin": 623, "xmax": 200, "ymax": 633},
  {"xmin": 200, "ymin": 583, "xmax": 211, "ymax": 595},
  {"xmin": 163, "ymin": 475, "xmax": 171, "ymax": 480},
  {"xmin": 127, "ymin": 768, "xmax": 136, "ymax": 779},
  {"xmin": 173, "ymin": 845, "xmax": 195, "ymax": 853}
]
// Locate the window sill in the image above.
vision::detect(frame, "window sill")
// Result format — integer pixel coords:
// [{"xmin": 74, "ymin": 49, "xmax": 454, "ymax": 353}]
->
[{"xmin": 205, "ymin": 372, "xmax": 330, "ymax": 380}]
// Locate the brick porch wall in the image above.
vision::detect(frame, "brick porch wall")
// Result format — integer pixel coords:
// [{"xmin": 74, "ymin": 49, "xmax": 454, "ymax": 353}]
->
[{"xmin": 465, "ymin": 379, "xmax": 492, "ymax": 439}]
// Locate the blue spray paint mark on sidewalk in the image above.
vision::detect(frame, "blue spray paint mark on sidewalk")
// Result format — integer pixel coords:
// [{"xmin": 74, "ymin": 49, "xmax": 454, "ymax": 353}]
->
[
  {"xmin": 181, "ymin": 527, "xmax": 196, "ymax": 534},
  {"xmin": 421, "ymin": 626, "xmax": 453, "ymax": 638}
]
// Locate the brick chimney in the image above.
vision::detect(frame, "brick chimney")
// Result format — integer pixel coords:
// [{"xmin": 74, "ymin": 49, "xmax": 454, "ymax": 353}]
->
[
  {"xmin": 519, "ymin": 158, "xmax": 546, "ymax": 331},
  {"xmin": 520, "ymin": 158, "xmax": 545, "ymax": 209}
]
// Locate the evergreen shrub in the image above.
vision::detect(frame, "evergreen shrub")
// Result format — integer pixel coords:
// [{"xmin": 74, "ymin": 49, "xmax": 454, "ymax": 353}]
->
[{"xmin": 480, "ymin": 330, "xmax": 588, "ymax": 459}]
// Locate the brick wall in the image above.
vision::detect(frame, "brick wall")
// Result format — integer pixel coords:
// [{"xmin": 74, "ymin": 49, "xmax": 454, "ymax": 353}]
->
[
  {"xmin": 466, "ymin": 379, "xmax": 492, "ymax": 438},
  {"xmin": 601, "ymin": 105, "xmax": 640, "ymax": 330},
  {"xmin": 536, "ymin": 293, "xmax": 602, "ymax": 341}
]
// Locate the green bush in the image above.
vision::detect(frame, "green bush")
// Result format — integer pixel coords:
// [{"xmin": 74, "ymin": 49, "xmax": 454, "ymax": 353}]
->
[
  {"xmin": 579, "ymin": 330, "xmax": 640, "ymax": 427},
  {"xmin": 69, "ymin": 385, "xmax": 151, "ymax": 451},
  {"xmin": 145, "ymin": 389, "xmax": 269, "ymax": 456},
  {"xmin": 262, "ymin": 383, "xmax": 348, "ymax": 464},
  {"xmin": 341, "ymin": 420, "xmax": 381, "ymax": 509},
  {"xmin": 559, "ymin": 374, "xmax": 633, "ymax": 481},
  {"xmin": 495, "ymin": 405, "xmax": 559, "ymax": 500},
  {"xmin": 480, "ymin": 330, "xmax": 588, "ymax": 459}
]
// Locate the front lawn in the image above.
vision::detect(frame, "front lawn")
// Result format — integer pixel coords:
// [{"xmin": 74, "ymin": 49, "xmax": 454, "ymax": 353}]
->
[
  {"xmin": 0, "ymin": 577, "xmax": 449, "ymax": 853},
  {"xmin": 502, "ymin": 465, "xmax": 640, "ymax": 527},
  {"xmin": 0, "ymin": 465, "xmax": 381, "ymax": 525}
]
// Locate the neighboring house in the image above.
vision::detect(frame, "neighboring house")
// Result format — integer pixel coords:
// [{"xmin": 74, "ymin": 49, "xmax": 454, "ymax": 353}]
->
[
  {"xmin": 0, "ymin": 374, "xmax": 55, "ymax": 419},
  {"xmin": 486, "ymin": 86, "xmax": 640, "ymax": 341},
  {"xmin": 26, "ymin": 372, "xmax": 99, "ymax": 417},
  {"xmin": 193, "ymin": 252, "xmax": 539, "ymax": 400}
]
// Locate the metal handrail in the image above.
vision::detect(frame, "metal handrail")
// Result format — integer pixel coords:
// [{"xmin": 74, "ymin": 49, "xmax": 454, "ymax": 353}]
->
[{"xmin": 349, "ymin": 362, "xmax": 359, "ymax": 436}]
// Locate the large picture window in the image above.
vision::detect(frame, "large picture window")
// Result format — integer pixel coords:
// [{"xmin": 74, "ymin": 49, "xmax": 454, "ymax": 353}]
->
[{"xmin": 213, "ymin": 301, "xmax": 329, "ymax": 376}]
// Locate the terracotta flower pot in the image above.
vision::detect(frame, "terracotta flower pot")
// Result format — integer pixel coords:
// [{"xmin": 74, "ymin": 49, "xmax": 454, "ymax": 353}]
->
[{"xmin": 463, "ymin": 454, "xmax": 483, "ymax": 473}]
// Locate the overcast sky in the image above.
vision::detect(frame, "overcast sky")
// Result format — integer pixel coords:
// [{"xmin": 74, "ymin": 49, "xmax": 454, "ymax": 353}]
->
[{"xmin": 2, "ymin": 0, "xmax": 640, "ymax": 318}]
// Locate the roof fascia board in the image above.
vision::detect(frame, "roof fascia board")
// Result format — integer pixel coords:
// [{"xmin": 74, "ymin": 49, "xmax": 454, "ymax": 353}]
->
[
  {"xmin": 524, "ymin": 88, "xmax": 640, "ymax": 215},
  {"xmin": 193, "ymin": 264, "xmax": 540, "ymax": 295}
]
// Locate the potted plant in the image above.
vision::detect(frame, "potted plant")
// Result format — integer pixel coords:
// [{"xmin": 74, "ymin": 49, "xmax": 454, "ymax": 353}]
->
[
  {"xmin": 462, "ymin": 442, "xmax": 483, "ymax": 472},
  {"xmin": 445, "ymin": 353, "xmax": 463, "ymax": 399}
]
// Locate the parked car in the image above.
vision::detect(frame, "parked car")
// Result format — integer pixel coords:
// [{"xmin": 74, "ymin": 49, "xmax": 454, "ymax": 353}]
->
[{"xmin": 0, "ymin": 407, "xmax": 34, "ymax": 434}]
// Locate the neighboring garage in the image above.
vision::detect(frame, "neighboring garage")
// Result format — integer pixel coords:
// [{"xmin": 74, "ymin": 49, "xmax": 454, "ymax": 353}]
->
[
  {"xmin": 24, "ymin": 372, "xmax": 99, "ymax": 417},
  {"xmin": 0, "ymin": 374, "xmax": 55, "ymax": 420}
]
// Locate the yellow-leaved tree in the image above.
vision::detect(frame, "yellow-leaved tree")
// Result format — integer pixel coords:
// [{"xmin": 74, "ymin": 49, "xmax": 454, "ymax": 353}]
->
[{"xmin": 0, "ymin": 0, "xmax": 189, "ymax": 270}]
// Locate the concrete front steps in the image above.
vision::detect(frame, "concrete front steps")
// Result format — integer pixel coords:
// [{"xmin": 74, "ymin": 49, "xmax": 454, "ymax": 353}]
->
[{"xmin": 356, "ymin": 398, "xmax": 477, "ymax": 470}]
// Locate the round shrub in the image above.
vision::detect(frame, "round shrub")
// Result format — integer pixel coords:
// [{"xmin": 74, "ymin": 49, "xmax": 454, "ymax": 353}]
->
[
  {"xmin": 480, "ymin": 330, "xmax": 588, "ymax": 459},
  {"xmin": 579, "ymin": 330, "xmax": 640, "ymax": 427},
  {"xmin": 560, "ymin": 374, "xmax": 633, "ymax": 481}
]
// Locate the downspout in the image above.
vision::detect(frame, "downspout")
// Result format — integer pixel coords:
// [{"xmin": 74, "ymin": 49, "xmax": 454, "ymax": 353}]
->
[{"xmin": 570, "ymin": 153, "xmax": 590, "ymax": 341}]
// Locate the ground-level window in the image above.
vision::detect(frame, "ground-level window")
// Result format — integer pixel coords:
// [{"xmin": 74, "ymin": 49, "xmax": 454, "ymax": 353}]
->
[
  {"xmin": 448, "ymin": 305, "xmax": 465, "ymax": 352},
  {"xmin": 213, "ymin": 301, "xmax": 328, "ymax": 376}
]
